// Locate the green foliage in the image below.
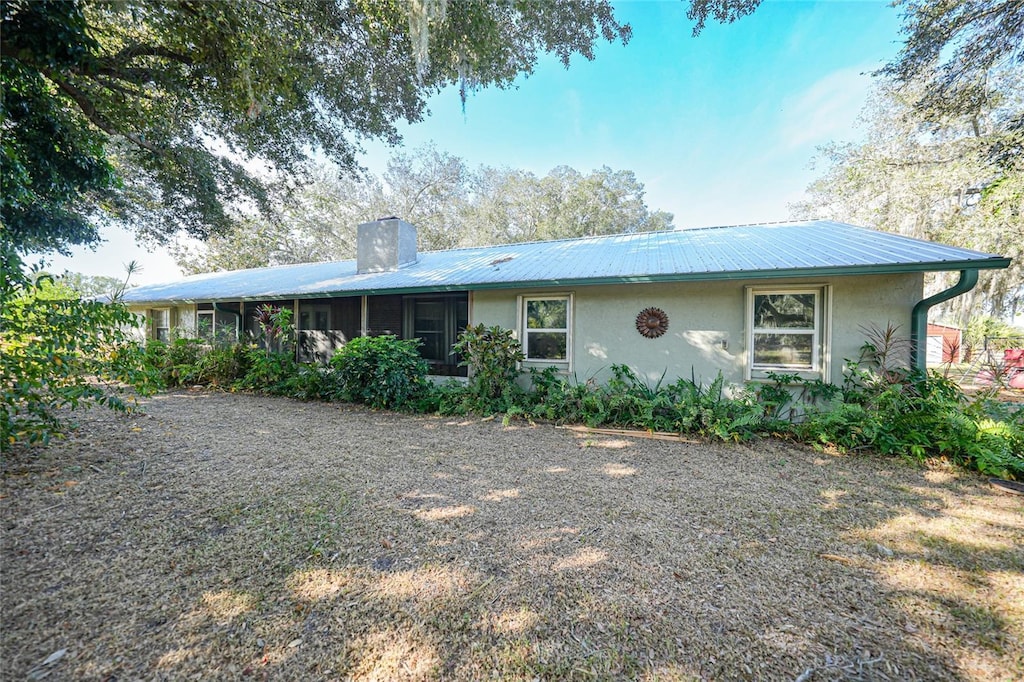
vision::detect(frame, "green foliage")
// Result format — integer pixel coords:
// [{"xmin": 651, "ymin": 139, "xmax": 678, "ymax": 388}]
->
[
  {"xmin": 775, "ymin": 327, "xmax": 1024, "ymax": 478},
  {"xmin": 796, "ymin": 368, "xmax": 1024, "ymax": 479},
  {"xmin": 793, "ymin": 72, "xmax": 1022, "ymax": 319},
  {"xmin": 881, "ymin": 0, "xmax": 1024, "ymax": 128},
  {"xmin": 274, "ymin": 365, "xmax": 337, "ymax": 402},
  {"xmin": 147, "ymin": 338, "xmax": 203, "ymax": 387},
  {"xmin": 329, "ymin": 336, "xmax": 428, "ymax": 410},
  {"xmin": 519, "ymin": 365, "xmax": 766, "ymax": 442},
  {"xmin": 1, "ymin": 0, "xmax": 635, "ymax": 254},
  {"xmin": 253, "ymin": 304, "xmax": 294, "ymax": 355},
  {"xmin": 197, "ymin": 344, "xmax": 251, "ymax": 387},
  {"xmin": 450, "ymin": 324, "xmax": 525, "ymax": 414},
  {"xmin": 128, "ymin": 321, "xmax": 1024, "ymax": 480},
  {"xmin": 0, "ymin": 0, "xmax": 116, "ymax": 254},
  {"xmin": 172, "ymin": 150, "xmax": 676, "ymax": 273},
  {"xmin": 1, "ymin": 248, "xmax": 157, "ymax": 450},
  {"xmin": 964, "ymin": 315, "xmax": 1023, "ymax": 358},
  {"xmin": 233, "ymin": 347, "xmax": 297, "ymax": 394}
]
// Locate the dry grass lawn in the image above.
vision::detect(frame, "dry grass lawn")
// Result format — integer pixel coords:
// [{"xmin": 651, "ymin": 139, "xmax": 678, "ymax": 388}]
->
[{"xmin": 2, "ymin": 390, "xmax": 1022, "ymax": 681}]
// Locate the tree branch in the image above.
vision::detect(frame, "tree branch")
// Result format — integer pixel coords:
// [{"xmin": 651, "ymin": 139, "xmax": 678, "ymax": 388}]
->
[
  {"xmin": 42, "ymin": 69, "xmax": 160, "ymax": 153},
  {"xmin": 108, "ymin": 44, "xmax": 194, "ymax": 67},
  {"xmin": 90, "ymin": 75, "xmax": 156, "ymax": 101}
]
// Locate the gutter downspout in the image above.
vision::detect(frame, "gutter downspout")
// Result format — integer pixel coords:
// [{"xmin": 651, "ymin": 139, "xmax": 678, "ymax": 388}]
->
[{"xmin": 910, "ymin": 269, "xmax": 978, "ymax": 373}]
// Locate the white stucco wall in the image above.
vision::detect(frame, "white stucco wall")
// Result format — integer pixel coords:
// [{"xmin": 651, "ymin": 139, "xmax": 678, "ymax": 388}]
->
[{"xmin": 471, "ymin": 273, "xmax": 923, "ymax": 387}]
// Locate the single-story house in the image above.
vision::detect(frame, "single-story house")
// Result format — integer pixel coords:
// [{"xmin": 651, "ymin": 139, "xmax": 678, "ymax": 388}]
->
[{"xmin": 119, "ymin": 218, "xmax": 1010, "ymax": 386}]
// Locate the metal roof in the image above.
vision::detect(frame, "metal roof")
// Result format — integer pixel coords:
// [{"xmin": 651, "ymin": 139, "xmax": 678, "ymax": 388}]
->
[{"xmin": 119, "ymin": 220, "xmax": 1011, "ymax": 304}]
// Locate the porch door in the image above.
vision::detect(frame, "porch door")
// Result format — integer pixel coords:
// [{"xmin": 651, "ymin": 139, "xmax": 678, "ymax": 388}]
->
[{"xmin": 405, "ymin": 294, "xmax": 469, "ymax": 376}]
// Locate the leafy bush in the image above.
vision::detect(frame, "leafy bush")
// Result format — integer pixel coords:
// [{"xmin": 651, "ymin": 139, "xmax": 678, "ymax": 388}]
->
[
  {"xmin": 277, "ymin": 365, "xmax": 338, "ymax": 401},
  {"xmin": 329, "ymin": 335, "xmax": 428, "ymax": 409},
  {"xmin": 235, "ymin": 346, "xmax": 298, "ymax": 393},
  {"xmin": 197, "ymin": 343, "xmax": 250, "ymax": 386},
  {"xmin": 794, "ymin": 339, "xmax": 1024, "ymax": 478},
  {"xmin": 129, "ymin": 316, "xmax": 1022, "ymax": 481},
  {"xmin": 519, "ymin": 365, "xmax": 766, "ymax": 442},
  {"xmin": 253, "ymin": 304, "xmax": 295, "ymax": 355},
  {"xmin": 147, "ymin": 340, "xmax": 294, "ymax": 393},
  {"xmin": 2, "ymin": 253, "xmax": 157, "ymax": 450},
  {"xmin": 450, "ymin": 324, "xmax": 525, "ymax": 414},
  {"xmin": 152, "ymin": 337, "xmax": 204, "ymax": 385},
  {"xmin": 416, "ymin": 379, "xmax": 467, "ymax": 415}
]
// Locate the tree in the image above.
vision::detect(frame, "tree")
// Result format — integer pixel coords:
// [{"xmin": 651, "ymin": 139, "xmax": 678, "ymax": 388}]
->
[
  {"xmin": 171, "ymin": 149, "xmax": 674, "ymax": 274},
  {"xmin": 1, "ymin": 0, "xmax": 632, "ymax": 255},
  {"xmin": 1, "ymin": 246, "xmax": 157, "ymax": 451},
  {"xmin": 55, "ymin": 271, "xmax": 130, "ymax": 299},
  {"xmin": 881, "ymin": 1, "xmax": 1024, "ymax": 126},
  {"xmin": 465, "ymin": 164, "xmax": 673, "ymax": 245},
  {"xmin": 792, "ymin": 76, "xmax": 1023, "ymax": 322}
]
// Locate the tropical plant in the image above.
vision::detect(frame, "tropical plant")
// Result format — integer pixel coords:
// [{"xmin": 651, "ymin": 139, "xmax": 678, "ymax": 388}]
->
[
  {"xmin": 450, "ymin": 324, "xmax": 525, "ymax": 414},
  {"xmin": 253, "ymin": 305, "xmax": 294, "ymax": 355}
]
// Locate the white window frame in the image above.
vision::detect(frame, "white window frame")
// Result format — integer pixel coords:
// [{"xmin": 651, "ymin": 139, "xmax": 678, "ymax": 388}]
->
[
  {"xmin": 196, "ymin": 309, "xmax": 215, "ymax": 342},
  {"xmin": 517, "ymin": 293, "xmax": 573, "ymax": 370},
  {"xmin": 151, "ymin": 308, "xmax": 171, "ymax": 342},
  {"xmin": 745, "ymin": 285, "xmax": 831, "ymax": 381}
]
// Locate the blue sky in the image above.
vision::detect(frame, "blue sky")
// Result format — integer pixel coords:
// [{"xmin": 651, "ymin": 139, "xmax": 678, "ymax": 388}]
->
[{"xmin": 48, "ymin": 0, "xmax": 905, "ymax": 285}]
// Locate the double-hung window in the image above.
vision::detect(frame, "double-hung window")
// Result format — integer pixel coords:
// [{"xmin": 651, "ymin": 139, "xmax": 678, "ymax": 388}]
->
[
  {"xmin": 747, "ymin": 287, "xmax": 829, "ymax": 378},
  {"xmin": 520, "ymin": 294, "xmax": 572, "ymax": 367}
]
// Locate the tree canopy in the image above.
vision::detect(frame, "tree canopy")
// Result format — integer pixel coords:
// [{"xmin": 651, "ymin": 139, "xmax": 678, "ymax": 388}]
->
[
  {"xmin": 793, "ymin": 74, "xmax": 1023, "ymax": 322},
  {"xmin": 792, "ymin": 0, "xmax": 1023, "ymax": 323},
  {"xmin": 171, "ymin": 147, "xmax": 673, "ymax": 274},
  {"xmin": 1, "ymin": 0, "xmax": 632, "ymax": 254},
  {"xmin": 881, "ymin": 1, "xmax": 1024, "ymax": 126}
]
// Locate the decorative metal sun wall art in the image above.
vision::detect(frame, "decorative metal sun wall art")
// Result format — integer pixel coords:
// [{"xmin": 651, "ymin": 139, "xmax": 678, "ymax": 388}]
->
[{"xmin": 635, "ymin": 307, "xmax": 669, "ymax": 339}]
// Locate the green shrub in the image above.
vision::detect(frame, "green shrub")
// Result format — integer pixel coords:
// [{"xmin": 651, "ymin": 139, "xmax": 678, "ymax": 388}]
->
[
  {"xmin": 416, "ymin": 379, "xmax": 467, "ymax": 415},
  {"xmin": 161, "ymin": 338, "xmax": 205, "ymax": 386},
  {"xmin": 519, "ymin": 365, "xmax": 765, "ymax": 442},
  {"xmin": 236, "ymin": 346, "xmax": 299, "ymax": 393},
  {"xmin": 329, "ymin": 335, "xmax": 428, "ymax": 409},
  {"xmin": 197, "ymin": 343, "xmax": 250, "ymax": 386},
  {"xmin": 450, "ymin": 324, "xmax": 525, "ymax": 414},
  {"xmin": 523, "ymin": 367, "xmax": 590, "ymax": 422},
  {"xmin": 2, "ymin": 255, "xmax": 157, "ymax": 450},
  {"xmin": 278, "ymin": 365, "xmax": 338, "ymax": 401},
  {"xmin": 796, "ymin": 361, "xmax": 1024, "ymax": 478}
]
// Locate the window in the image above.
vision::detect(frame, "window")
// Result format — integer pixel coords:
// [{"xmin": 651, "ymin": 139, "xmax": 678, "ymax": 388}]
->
[
  {"xmin": 198, "ymin": 306, "xmax": 239, "ymax": 343},
  {"xmin": 520, "ymin": 294, "xmax": 572, "ymax": 365},
  {"xmin": 747, "ymin": 287, "xmax": 829, "ymax": 377},
  {"xmin": 151, "ymin": 308, "xmax": 170, "ymax": 342},
  {"xmin": 299, "ymin": 303, "xmax": 331, "ymax": 331},
  {"xmin": 197, "ymin": 310, "xmax": 214, "ymax": 342}
]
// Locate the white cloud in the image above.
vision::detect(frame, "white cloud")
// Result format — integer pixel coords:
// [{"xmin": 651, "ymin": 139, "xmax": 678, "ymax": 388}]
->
[{"xmin": 777, "ymin": 65, "xmax": 875, "ymax": 151}]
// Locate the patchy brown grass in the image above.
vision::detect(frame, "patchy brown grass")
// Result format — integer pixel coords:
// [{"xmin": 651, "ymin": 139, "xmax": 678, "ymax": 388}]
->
[{"xmin": 2, "ymin": 390, "xmax": 1022, "ymax": 681}]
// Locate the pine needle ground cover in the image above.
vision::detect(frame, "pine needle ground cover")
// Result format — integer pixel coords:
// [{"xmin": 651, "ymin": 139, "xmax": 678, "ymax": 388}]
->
[{"xmin": 2, "ymin": 391, "xmax": 1021, "ymax": 681}]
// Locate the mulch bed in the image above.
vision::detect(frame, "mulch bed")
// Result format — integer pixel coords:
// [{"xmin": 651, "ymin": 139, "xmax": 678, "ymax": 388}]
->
[{"xmin": 2, "ymin": 390, "xmax": 1022, "ymax": 680}]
